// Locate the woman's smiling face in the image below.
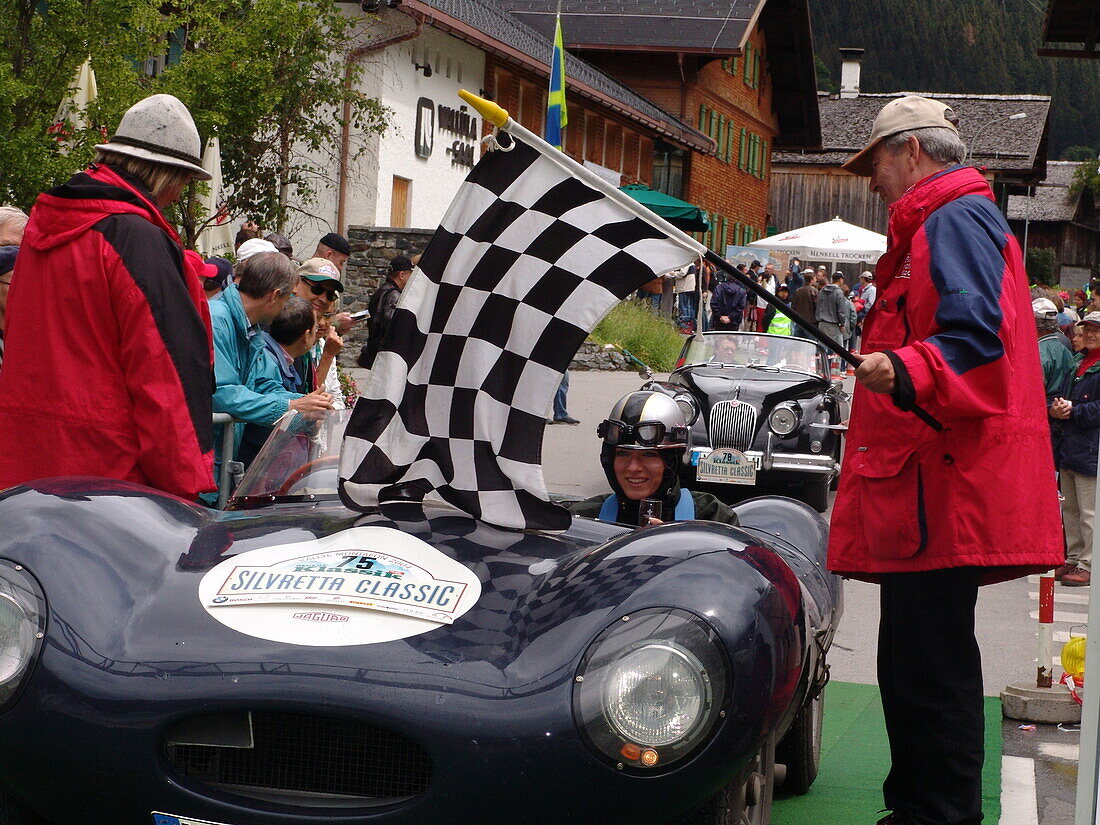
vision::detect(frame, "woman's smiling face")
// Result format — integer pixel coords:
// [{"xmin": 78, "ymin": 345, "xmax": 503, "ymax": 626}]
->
[{"xmin": 612, "ymin": 448, "xmax": 666, "ymax": 501}]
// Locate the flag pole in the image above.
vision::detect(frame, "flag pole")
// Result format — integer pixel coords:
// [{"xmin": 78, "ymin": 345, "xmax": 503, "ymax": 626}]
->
[
  {"xmin": 460, "ymin": 90, "xmax": 705, "ymax": 260},
  {"xmin": 704, "ymin": 250, "xmax": 943, "ymax": 431}
]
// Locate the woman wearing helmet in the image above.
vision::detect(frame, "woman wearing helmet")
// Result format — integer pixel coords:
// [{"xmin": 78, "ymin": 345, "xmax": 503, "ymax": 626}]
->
[{"xmin": 566, "ymin": 391, "xmax": 738, "ymax": 526}]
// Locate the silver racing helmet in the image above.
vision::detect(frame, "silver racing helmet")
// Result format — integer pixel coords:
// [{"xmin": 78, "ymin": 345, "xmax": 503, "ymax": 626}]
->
[
  {"xmin": 597, "ymin": 392, "xmax": 689, "ymax": 450},
  {"xmin": 597, "ymin": 392, "xmax": 690, "ymax": 504}
]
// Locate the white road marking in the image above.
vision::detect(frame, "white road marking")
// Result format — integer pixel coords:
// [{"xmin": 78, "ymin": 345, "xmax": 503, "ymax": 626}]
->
[
  {"xmin": 1000, "ymin": 755, "xmax": 1038, "ymax": 825},
  {"xmin": 1030, "ymin": 591, "xmax": 1091, "ymax": 605},
  {"xmin": 1038, "ymin": 741, "xmax": 1081, "ymax": 762},
  {"xmin": 1029, "ymin": 610, "xmax": 1090, "ymax": 624}
]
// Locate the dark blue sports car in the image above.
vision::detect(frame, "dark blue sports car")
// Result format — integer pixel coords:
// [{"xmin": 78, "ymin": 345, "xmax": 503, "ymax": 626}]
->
[{"xmin": 0, "ymin": 411, "xmax": 841, "ymax": 825}]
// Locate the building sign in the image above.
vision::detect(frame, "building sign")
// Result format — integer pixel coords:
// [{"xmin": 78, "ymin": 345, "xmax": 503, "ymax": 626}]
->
[
  {"xmin": 414, "ymin": 98, "xmax": 479, "ymax": 168},
  {"xmin": 415, "ymin": 97, "xmax": 434, "ymax": 159}
]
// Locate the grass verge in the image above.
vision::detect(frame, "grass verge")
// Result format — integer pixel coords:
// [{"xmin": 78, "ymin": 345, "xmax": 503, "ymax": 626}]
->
[{"xmin": 591, "ymin": 300, "xmax": 685, "ymax": 372}]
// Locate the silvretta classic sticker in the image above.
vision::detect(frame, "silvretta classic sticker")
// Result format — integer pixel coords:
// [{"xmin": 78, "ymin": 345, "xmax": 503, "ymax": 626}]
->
[
  {"xmin": 198, "ymin": 526, "xmax": 481, "ymax": 646},
  {"xmin": 695, "ymin": 448, "xmax": 759, "ymax": 485}
]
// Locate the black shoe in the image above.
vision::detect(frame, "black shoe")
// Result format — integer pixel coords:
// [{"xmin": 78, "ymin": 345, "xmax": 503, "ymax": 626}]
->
[{"xmin": 553, "ymin": 415, "xmax": 580, "ymax": 425}]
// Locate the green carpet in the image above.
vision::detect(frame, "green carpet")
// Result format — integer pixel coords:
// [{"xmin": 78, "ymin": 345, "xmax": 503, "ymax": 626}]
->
[{"xmin": 771, "ymin": 681, "xmax": 1003, "ymax": 825}]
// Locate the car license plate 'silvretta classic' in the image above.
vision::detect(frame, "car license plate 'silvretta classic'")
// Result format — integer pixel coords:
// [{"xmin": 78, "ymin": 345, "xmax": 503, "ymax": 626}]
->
[{"xmin": 695, "ymin": 448, "xmax": 758, "ymax": 485}]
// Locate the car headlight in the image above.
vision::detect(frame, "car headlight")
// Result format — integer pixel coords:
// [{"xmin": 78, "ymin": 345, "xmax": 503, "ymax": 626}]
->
[
  {"xmin": 0, "ymin": 561, "xmax": 45, "ymax": 709},
  {"xmin": 573, "ymin": 608, "xmax": 727, "ymax": 771},
  {"xmin": 768, "ymin": 402, "xmax": 802, "ymax": 437}
]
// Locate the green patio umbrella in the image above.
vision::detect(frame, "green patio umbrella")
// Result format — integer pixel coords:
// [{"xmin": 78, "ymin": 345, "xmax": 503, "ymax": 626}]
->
[{"xmin": 619, "ymin": 184, "xmax": 710, "ymax": 233}]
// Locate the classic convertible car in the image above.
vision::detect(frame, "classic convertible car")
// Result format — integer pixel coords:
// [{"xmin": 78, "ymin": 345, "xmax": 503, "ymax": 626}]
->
[
  {"xmin": 0, "ymin": 410, "xmax": 841, "ymax": 825},
  {"xmin": 644, "ymin": 332, "xmax": 849, "ymax": 512}
]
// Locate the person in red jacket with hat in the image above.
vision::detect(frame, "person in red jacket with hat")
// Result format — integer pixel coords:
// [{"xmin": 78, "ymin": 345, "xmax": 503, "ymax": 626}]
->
[
  {"xmin": 0, "ymin": 94, "xmax": 216, "ymax": 501},
  {"xmin": 831, "ymin": 96, "xmax": 1063, "ymax": 825}
]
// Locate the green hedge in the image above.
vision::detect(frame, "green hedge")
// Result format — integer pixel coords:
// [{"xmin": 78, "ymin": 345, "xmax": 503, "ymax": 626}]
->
[{"xmin": 590, "ymin": 300, "xmax": 686, "ymax": 372}]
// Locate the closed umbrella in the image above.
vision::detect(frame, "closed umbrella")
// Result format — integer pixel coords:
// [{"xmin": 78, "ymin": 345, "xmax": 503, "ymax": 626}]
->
[
  {"xmin": 195, "ymin": 137, "xmax": 235, "ymax": 258},
  {"xmin": 50, "ymin": 57, "xmax": 98, "ymax": 149},
  {"xmin": 748, "ymin": 216, "xmax": 886, "ymax": 263}
]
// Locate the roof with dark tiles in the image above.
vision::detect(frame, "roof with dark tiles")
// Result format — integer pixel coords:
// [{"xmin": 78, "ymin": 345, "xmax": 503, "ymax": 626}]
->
[
  {"xmin": 498, "ymin": 0, "xmax": 759, "ymax": 52},
  {"xmin": 406, "ymin": 0, "xmax": 713, "ymax": 150},
  {"xmin": 1006, "ymin": 161, "xmax": 1089, "ymax": 222},
  {"xmin": 773, "ymin": 91, "xmax": 1051, "ymax": 178}
]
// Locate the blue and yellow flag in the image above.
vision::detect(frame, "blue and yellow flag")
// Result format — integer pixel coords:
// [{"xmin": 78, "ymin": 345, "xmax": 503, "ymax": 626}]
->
[{"xmin": 545, "ymin": 15, "xmax": 568, "ymax": 150}]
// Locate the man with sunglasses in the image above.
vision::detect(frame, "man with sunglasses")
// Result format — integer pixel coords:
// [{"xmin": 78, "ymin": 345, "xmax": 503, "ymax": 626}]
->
[
  {"xmin": 565, "ymin": 391, "xmax": 737, "ymax": 527},
  {"xmin": 358, "ymin": 254, "xmax": 413, "ymax": 369},
  {"xmin": 293, "ymin": 258, "xmax": 346, "ymax": 408}
]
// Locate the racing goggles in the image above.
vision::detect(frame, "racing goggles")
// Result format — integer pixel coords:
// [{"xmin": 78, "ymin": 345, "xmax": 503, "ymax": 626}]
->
[{"xmin": 598, "ymin": 418, "xmax": 688, "ymax": 448}]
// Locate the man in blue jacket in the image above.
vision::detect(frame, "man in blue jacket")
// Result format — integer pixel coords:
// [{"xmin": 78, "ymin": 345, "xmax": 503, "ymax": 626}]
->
[
  {"xmin": 210, "ymin": 252, "xmax": 332, "ymax": 479},
  {"xmin": 1051, "ymin": 311, "xmax": 1100, "ymax": 586}
]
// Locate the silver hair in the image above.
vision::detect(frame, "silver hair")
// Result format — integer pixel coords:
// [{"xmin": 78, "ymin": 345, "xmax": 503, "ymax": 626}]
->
[
  {"xmin": 0, "ymin": 206, "xmax": 28, "ymax": 245},
  {"xmin": 235, "ymin": 251, "xmax": 299, "ymax": 299},
  {"xmin": 883, "ymin": 127, "xmax": 966, "ymax": 166}
]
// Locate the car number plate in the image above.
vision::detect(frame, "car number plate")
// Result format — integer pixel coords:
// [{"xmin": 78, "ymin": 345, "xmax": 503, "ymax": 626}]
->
[
  {"xmin": 153, "ymin": 814, "xmax": 237, "ymax": 825},
  {"xmin": 695, "ymin": 448, "xmax": 758, "ymax": 485}
]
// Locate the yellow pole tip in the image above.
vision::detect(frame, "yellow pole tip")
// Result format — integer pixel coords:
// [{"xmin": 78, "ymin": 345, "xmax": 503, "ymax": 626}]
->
[{"xmin": 459, "ymin": 89, "xmax": 509, "ymax": 129}]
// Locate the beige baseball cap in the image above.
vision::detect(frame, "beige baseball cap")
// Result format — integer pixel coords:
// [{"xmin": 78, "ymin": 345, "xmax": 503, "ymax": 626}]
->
[{"xmin": 842, "ymin": 95, "xmax": 960, "ymax": 177}]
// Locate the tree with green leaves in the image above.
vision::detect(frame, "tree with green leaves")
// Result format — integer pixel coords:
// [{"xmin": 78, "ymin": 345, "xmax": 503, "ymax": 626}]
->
[{"xmin": 0, "ymin": 0, "xmax": 390, "ymax": 246}]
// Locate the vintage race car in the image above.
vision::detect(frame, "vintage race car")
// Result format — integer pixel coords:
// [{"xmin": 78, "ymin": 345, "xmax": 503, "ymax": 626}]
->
[
  {"xmin": 644, "ymin": 332, "xmax": 849, "ymax": 512},
  {"xmin": 0, "ymin": 410, "xmax": 841, "ymax": 825}
]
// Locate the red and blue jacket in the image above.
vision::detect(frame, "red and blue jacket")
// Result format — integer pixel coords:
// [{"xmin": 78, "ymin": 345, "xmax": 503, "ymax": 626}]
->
[
  {"xmin": 0, "ymin": 164, "xmax": 216, "ymax": 500},
  {"xmin": 828, "ymin": 165, "xmax": 1062, "ymax": 583}
]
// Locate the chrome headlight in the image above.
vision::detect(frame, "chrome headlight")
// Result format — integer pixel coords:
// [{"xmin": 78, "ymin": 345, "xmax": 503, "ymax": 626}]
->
[
  {"xmin": 573, "ymin": 609, "xmax": 727, "ymax": 771},
  {"xmin": 768, "ymin": 402, "xmax": 802, "ymax": 437},
  {"xmin": 0, "ymin": 561, "xmax": 45, "ymax": 709}
]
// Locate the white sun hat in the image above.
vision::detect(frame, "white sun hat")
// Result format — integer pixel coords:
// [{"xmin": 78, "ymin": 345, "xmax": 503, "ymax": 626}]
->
[{"xmin": 95, "ymin": 94, "xmax": 211, "ymax": 181}]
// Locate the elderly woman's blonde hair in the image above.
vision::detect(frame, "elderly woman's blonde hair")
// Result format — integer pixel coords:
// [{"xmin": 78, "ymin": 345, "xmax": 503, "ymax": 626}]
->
[
  {"xmin": 0, "ymin": 206, "xmax": 29, "ymax": 246},
  {"xmin": 93, "ymin": 149, "xmax": 195, "ymax": 203}
]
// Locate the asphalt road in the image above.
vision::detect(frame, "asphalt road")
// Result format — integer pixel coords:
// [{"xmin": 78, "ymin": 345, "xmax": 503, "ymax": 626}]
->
[{"xmin": 537, "ymin": 367, "xmax": 1083, "ymax": 825}]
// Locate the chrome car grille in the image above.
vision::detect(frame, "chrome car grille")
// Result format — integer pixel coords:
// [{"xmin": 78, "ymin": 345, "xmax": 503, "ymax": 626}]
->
[
  {"xmin": 709, "ymin": 400, "xmax": 758, "ymax": 450},
  {"xmin": 166, "ymin": 711, "xmax": 431, "ymax": 807}
]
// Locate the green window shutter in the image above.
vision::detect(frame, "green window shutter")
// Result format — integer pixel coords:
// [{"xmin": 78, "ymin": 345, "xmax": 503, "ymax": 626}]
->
[
  {"xmin": 722, "ymin": 59, "xmax": 729, "ymax": 72},
  {"xmin": 751, "ymin": 50, "xmax": 760, "ymax": 89},
  {"xmin": 698, "ymin": 104, "xmax": 708, "ymax": 131},
  {"xmin": 743, "ymin": 45, "xmax": 752, "ymax": 82},
  {"xmin": 717, "ymin": 116, "xmax": 726, "ymax": 161},
  {"xmin": 738, "ymin": 127, "xmax": 747, "ymax": 170},
  {"xmin": 733, "ymin": 55, "xmax": 739, "ymax": 74},
  {"xmin": 709, "ymin": 109, "xmax": 717, "ymax": 139},
  {"xmin": 727, "ymin": 125, "xmax": 736, "ymax": 165},
  {"xmin": 747, "ymin": 133, "xmax": 756, "ymax": 176},
  {"xmin": 167, "ymin": 27, "xmax": 185, "ymax": 66},
  {"xmin": 759, "ymin": 139, "xmax": 768, "ymax": 178},
  {"xmin": 720, "ymin": 217, "xmax": 728, "ymax": 252}
]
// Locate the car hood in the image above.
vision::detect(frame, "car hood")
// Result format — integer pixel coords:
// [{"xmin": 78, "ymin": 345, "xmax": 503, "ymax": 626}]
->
[{"xmin": 678, "ymin": 366, "xmax": 829, "ymax": 408}]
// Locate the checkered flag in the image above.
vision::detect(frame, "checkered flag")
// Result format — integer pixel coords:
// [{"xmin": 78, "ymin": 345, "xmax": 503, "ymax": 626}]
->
[{"xmin": 340, "ymin": 120, "xmax": 702, "ymax": 531}]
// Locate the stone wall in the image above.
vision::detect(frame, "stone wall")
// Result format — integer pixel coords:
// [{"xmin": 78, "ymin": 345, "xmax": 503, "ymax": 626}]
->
[
  {"xmin": 339, "ymin": 226, "xmax": 436, "ymax": 365},
  {"xmin": 571, "ymin": 342, "xmax": 639, "ymax": 372}
]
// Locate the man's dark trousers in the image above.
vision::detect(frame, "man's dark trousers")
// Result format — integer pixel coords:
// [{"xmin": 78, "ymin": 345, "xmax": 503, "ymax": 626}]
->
[{"xmin": 879, "ymin": 567, "xmax": 984, "ymax": 825}]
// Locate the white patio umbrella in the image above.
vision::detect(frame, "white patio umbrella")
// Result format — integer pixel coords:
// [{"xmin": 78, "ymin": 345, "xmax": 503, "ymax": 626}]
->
[
  {"xmin": 50, "ymin": 57, "xmax": 97, "ymax": 150},
  {"xmin": 195, "ymin": 137, "xmax": 235, "ymax": 258},
  {"xmin": 748, "ymin": 216, "xmax": 886, "ymax": 264}
]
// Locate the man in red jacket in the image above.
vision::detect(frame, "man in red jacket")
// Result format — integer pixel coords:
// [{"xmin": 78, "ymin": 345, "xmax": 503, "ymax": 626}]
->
[
  {"xmin": 0, "ymin": 94, "xmax": 216, "ymax": 501},
  {"xmin": 831, "ymin": 96, "xmax": 1062, "ymax": 825}
]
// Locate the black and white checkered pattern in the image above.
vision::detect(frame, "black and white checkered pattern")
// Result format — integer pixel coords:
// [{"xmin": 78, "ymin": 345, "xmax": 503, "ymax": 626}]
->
[{"xmin": 340, "ymin": 132, "xmax": 700, "ymax": 531}]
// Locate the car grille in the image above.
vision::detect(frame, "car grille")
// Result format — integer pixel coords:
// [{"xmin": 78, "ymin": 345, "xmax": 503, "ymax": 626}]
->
[
  {"xmin": 709, "ymin": 400, "xmax": 757, "ymax": 451},
  {"xmin": 166, "ymin": 711, "xmax": 432, "ymax": 807}
]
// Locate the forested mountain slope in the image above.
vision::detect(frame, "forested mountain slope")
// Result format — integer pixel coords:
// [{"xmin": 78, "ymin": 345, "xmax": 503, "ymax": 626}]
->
[{"xmin": 810, "ymin": 0, "xmax": 1099, "ymax": 157}]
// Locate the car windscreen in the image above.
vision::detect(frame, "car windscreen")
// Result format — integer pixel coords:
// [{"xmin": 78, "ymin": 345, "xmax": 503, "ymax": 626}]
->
[
  {"xmin": 229, "ymin": 409, "xmax": 352, "ymax": 504},
  {"xmin": 680, "ymin": 333, "xmax": 828, "ymax": 377}
]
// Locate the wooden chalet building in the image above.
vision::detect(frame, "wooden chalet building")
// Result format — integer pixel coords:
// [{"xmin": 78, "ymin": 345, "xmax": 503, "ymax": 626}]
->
[
  {"xmin": 770, "ymin": 51, "xmax": 1051, "ymax": 236},
  {"xmin": 1006, "ymin": 161, "xmax": 1100, "ymax": 288},
  {"xmin": 497, "ymin": 0, "xmax": 821, "ymax": 253}
]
